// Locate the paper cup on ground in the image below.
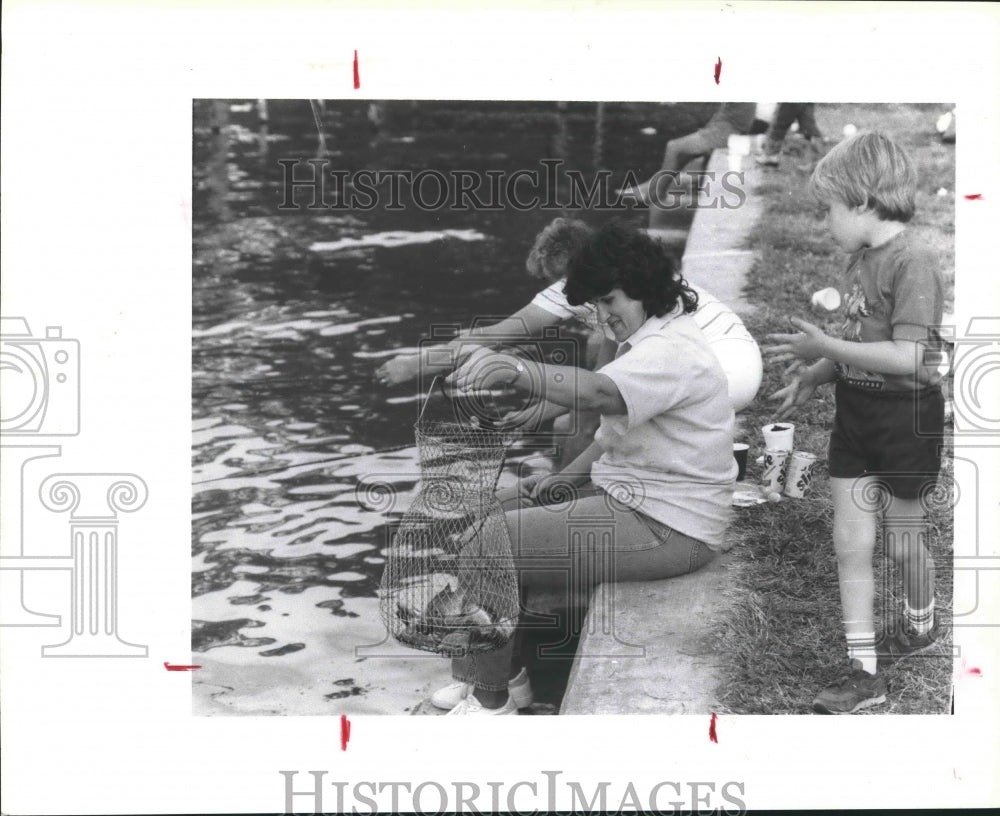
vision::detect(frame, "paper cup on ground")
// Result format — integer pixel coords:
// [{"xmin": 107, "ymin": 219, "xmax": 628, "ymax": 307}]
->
[
  {"xmin": 784, "ymin": 451, "xmax": 817, "ymax": 498},
  {"xmin": 762, "ymin": 422, "xmax": 794, "ymax": 451},
  {"xmin": 733, "ymin": 443, "xmax": 750, "ymax": 481},
  {"xmin": 761, "ymin": 449, "xmax": 790, "ymax": 493}
]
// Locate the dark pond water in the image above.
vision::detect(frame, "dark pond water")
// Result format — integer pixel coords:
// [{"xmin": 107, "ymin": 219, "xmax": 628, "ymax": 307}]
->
[{"xmin": 191, "ymin": 99, "xmax": 705, "ymax": 714}]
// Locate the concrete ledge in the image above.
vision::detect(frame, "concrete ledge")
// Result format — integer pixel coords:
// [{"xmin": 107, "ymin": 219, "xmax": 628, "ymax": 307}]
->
[
  {"xmin": 559, "ymin": 552, "xmax": 734, "ymax": 715},
  {"xmin": 673, "ymin": 149, "xmax": 766, "ymax": 315},
  {"xmin": 559, "ymin": 147, "xmax": 763, "ymax": 714},
  {"xmin": 681, "ymin": 252, "xmax": 757, "ymax": 316}
]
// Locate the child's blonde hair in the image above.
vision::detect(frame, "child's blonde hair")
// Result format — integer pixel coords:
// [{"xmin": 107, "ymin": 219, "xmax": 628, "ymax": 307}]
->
[
  {"xmin": 525, "ymin": 217, "xmax": 593, "ymax": 282},
  {"xmin": 809, "ymin": 132, "xmax": 917, "ymax": 223}
]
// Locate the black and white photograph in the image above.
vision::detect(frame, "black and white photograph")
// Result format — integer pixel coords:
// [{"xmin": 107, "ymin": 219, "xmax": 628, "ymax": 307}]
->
[{"xmin": 192, "ymin": 100, "xmax": 957, "ymax": 720}]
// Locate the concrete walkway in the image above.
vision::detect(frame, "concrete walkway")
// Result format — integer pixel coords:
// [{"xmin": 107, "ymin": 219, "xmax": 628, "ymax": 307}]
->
[
  {"xmin": 674, "ymin": 150, "xmax": 764, "ymax": 314},
  {"xmin": 559, "ymin": 149, "xmax": 765, "ymax": 714}
]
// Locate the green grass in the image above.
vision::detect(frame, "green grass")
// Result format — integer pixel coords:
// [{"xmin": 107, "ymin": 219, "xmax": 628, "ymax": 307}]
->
[{"xmin": 715, "ymin": 103, "xmax": 955, "ymax": 715}]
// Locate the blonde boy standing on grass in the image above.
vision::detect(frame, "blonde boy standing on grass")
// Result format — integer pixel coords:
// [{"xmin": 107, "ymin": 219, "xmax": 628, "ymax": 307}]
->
[{"xmin": 765, "ymin": 132, "xmax": 946, "ymax": 714}]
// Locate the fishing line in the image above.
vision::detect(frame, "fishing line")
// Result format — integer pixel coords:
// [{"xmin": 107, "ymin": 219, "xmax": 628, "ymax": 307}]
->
[{"xmin": 308, "ymin": 99, "xmax": 328, "ymax": 156}]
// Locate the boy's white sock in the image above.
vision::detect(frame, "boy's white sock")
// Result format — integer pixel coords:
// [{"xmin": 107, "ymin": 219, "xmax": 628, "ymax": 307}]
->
[
  {"xmin": 846, "ymin": 632, "xmax": 878, "ymax": 675},
  {"xmin": 906, "ymin": 599, "xmax": 935, "ymax": 636}
]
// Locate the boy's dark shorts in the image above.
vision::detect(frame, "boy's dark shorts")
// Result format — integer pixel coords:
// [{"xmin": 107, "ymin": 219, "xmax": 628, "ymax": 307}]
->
[{"xmin": 828, "ymin": 381, "xmax": 945, "ymax": 500}]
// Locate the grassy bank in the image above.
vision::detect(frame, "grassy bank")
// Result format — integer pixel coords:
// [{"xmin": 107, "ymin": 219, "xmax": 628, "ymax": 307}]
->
[{"xmin": 715, "ymin": 103, "xmax": 955, "ymax": 715}]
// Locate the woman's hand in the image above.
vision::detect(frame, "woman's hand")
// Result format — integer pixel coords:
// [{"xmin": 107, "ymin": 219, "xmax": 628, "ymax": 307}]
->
[
  {"xmin": 769, "ymin": 371, "xmax": 819, "ymax": 420},
  {"xmin": 764, "ymin": 317, "xmax": 830, "ymax": 364},
  {"xmin": 496, "ymin": 473, "xmax": 581, "ymax": 506},
  {"xmin": 527, "ymin": 473, "xmax": 581, "ymax": 505},
  {"xmin": 375, "ymin": 354, "xmax": 420, "ymax": 386},
  {"xmin": 446, "ymin": 347, "xmax": 521, "ymax": 392},
  {"xmin": 495, "ymin": 474, "xmax": 541, "ymax": 506}
]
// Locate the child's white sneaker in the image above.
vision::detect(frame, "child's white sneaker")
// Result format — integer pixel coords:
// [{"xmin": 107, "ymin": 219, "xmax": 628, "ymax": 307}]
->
[
  {"xmin": 430, "ymin": 682, "xmax": 472, "ymax": 710},
  {"xmin": 430, "ymin": 668, "xmax": 534, "ymax": 711},
  {"xmin": 445, "ymin": 693, "xmax": 518, "ymax": 716}
]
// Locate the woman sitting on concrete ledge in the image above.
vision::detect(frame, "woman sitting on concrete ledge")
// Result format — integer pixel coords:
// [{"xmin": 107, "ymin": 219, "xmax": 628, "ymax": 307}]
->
[{"xmin": 436, "ymin": 222, "xmax": 738, "ymax": 715}]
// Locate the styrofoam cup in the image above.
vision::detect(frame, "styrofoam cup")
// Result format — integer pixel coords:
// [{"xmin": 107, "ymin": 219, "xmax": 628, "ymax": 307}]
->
[{"xmin": 762, "ymin": 422, "xmax": 794, "ymax": 451}]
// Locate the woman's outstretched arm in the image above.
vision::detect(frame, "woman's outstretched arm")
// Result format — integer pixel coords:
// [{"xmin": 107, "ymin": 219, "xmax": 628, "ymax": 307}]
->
[{"xmin": 375, "ymin": 303, "xmax": 560, "ymax": 385}]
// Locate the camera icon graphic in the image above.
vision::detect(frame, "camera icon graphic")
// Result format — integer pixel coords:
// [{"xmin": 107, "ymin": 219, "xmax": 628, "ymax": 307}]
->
[
  {"xmin": 0, "ymin": 317, "xmax": 80, "ymax": 436},
  {"xmin": 933, "ymin": 318, "xmax": 1000, "ymax": 436}
]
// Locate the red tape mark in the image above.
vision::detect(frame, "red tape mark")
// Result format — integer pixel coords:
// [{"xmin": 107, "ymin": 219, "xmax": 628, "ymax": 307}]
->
[
  {"xmin": 709, "ymin": 712, "xmax": 719, "ymax": 743},
  {"xmin": 353, "ymin": 50, "xmax": 360, "ymax": 90},
  {"xmin": 956, "ymin": 658, "xmax": 983, "ymax": 679},
  {"xmin": 164, "ymin": 661, "xmax": 201, "ymax": 671},
  {"xmin": 964, "ymin": 193, "xmax": 983, "ymax": 200},
  {"xmin": 341, "ymin": 714, "xmax": 352, "ymax": 751},
  {"xmin": 714, "ymin": 58, "xmax": 722, "ymax": 85}
]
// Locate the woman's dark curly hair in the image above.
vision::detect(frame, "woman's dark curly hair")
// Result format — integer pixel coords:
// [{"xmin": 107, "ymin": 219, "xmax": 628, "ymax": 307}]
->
[{"xmin": 563, "ymin": 221, "xmax": 699, "ymax": 317}]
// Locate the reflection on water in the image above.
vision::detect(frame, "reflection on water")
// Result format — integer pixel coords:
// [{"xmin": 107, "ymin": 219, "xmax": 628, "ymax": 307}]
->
[{"xmin": 192, "ymin": 99, "xmax": 700, "ymax": 714}]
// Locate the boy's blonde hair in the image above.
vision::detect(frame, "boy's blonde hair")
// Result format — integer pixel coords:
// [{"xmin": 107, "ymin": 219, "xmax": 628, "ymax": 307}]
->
[{"xmin": 809, "ymin": 132, "xmax": 917, "ymax": 223}]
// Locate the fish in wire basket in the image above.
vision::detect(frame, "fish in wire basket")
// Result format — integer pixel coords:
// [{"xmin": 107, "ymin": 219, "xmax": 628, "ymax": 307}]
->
[{"xmin": 383, "ymin": 571, "xmax": 516, "ymax": 656}]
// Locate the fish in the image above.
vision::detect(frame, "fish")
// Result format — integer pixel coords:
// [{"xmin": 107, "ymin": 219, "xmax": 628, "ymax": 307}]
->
[
  {"xmin": 389, "ymin": 572, "xmax": 517, "ymax": 653},
  {"xmin": 423, "ymin": 584, "xmax": 467, "ymax": 620},
  {"xmin": 390, "ymin": 572, "xmax": 458, "ymax": 620}
]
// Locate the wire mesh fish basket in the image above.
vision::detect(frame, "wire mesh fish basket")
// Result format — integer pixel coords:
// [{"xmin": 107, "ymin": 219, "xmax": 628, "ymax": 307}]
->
[{"xmin": 379, "ymin": 378, "xmax": 520, "ymax": 656}]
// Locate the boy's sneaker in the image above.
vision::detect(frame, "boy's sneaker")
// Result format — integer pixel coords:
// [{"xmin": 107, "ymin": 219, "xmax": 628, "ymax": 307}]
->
[
  {"xmin": 430, "ymin": 667, "xmax": 533, "ymax": 711},
  {"xmin": 812, "ymin": 659, "xmax": 888, "ymax": 714},
  {"xmin": 754, "ymin": 151, "xmax": 780, "ymax": 167},
  {"xmin": 876, "ymin": 618, "xmax": 941, "ymax": 668}
]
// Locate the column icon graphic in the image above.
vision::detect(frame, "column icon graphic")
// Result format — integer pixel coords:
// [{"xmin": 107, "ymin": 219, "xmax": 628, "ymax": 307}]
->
[{"xmin": 37, "ymin": 473, "xmax": 149, "ymax": 657}]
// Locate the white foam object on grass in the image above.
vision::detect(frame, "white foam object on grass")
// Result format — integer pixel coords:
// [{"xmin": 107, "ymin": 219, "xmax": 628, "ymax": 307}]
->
[{"xmin": 811, "ymin": 287, "xmax": 842, "ymax": 311}]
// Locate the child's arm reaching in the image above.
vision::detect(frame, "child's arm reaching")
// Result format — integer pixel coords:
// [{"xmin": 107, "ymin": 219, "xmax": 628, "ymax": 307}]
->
[
  {"xmin": 765, "ymin": 317, "xmax": 923, "ymax": 377},
  {"xmin": 770, "ymin": 358, "xmax": 836, "ymax": 420}
]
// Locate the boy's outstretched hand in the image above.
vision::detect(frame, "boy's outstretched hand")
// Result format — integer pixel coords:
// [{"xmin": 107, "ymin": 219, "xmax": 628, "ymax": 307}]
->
[
  {"xmin": 769, "ymin": 372, "xmax": 819, "ymax": 420},
  {"xmin": 764, "ymin": 317, "xmax": 829, "ymax": 364}
]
